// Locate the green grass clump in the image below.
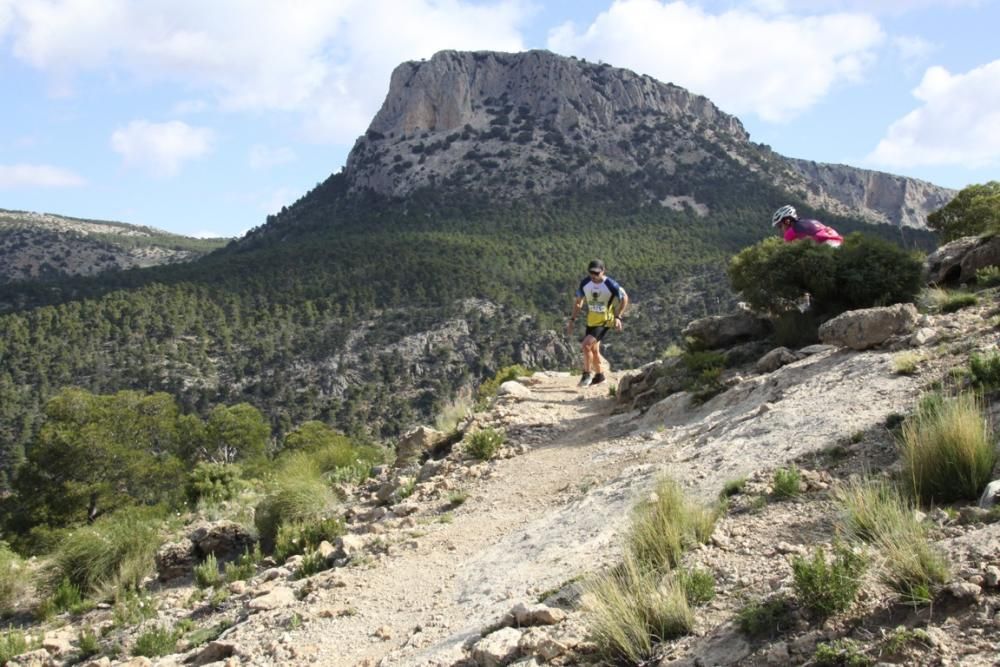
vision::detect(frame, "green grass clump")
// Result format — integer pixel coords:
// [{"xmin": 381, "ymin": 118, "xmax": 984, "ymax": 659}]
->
[
  {"xmin": 0, "ymin": 627, "xmax": 29, "ymax": 664},
  {"xmin": 676, "ymin": 568, "xmax": 715, "ymax": 605},
  {"xmin": 465, "ymin": 428, "xmax": 505, "ymax": 461},
  {"xmin": 813, "ymin": 639, "xmax": 874, "ymax": 666},
  {"xmin": 882, "ymin": 626, "xmax": 932, "ymax": 656},
  {"xmin": 899, "ymin": 392, "xmax": 996, "ymax": 504},
  {"xmin": 892, "ymin": 351, "xmax": 923, "ymax": 376},
  {"xmin": 448, "ymin": 490, "xmax": 469, "ymax": 506},
  {"xmin": 254, "ymin": 453, "xmax": 338, "ymax": 552},
  {"xmin": 975, "ymin": 265, "xmax": 1000, "ymax": 287},
  {"xmin": 970, "ymin": 352, "xmax": 1000, "ymax": 391},
  {"xmin": 791, "ymin": 543, "xmax": 867, "ymax": 619},
  {"xmin": 77, "ymin": 627, "xmax": 100, "ymax": 658},
  {"xmin": 628, "ymin": 478, "xmax": 717, "ymax": 573},
  {"xmin": 940, "ymin": 292, "xmax": 978, "ymax": 313},
  {"xmin": 736, "ymin": 595, "xmax": 793, "ymax": 638},
  {"xmin": 771, "ymin": 467, "xmax": 802, "ymax": 499},
  {"xmin": 0, "ymin": 544, "xmax": 28, "ymax": 613},
  {"xmin": 586, "ymin": 554, "xmax": 694, "ymax": 664},
  {"xmin": 112, "ymin": 591, "xmax": 157, "ymax": 628},
  {"xmin": 293, "ymin": 550, "xmax": 329, "ymax": 580},
  {"xmin": 47, "ymin": 507, "xmax": 162, "ymax": 597},
  {"xmin": 434, "ymin": 398, "xmax": 472, "ymax": 433},
  {"xmin": 193, "ymin": 553, "xmax": 221, "ymax": 589},
  {"xmin": 834, "ymin": 477, "xmax": 949, "ymax": 605},
  {"xmin": 132, "ymin": 625, "xmax": 180, "ymax": 657}
]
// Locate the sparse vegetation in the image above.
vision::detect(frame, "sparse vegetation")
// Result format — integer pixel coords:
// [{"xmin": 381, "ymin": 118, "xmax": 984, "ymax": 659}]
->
[
  {"xmin": 476, "ymin": 365, "xmax": 533, "ymax": 407},
  {"xmin": 882, "ymin": 626, "xmax": 932, "ymax": 656},
  {"xmin": 447, "ymin": 490, "xmax": 469, "ymax": 506},
  {"xmin": 813, "ymin": 638, "xmax": 874, "ymax": 666},
  {"xmin": 899, "ymin": 391, "xmax": 996, "ymax": 504},
  {"xmin": 0, "ymin": 627, "xmax": 29, "ymax": 664},
  {"xmin": 771, "ymin": 467, "xmax": 802, "ymax": 499},
  {"xmin": 223, "ymin": 545, "xmax": 261, "ymax": 583},
  {"xmin": 677, "ymin": 567, "xmax": 715, "ymax": 605},
  {"xmin": 628, "ymin": 478, "xmax": 717, "ymax": 572},
  {"xmin": 924, "ymin": 287, "xmax": 978, "ymax": 313},
  {"xmin": 294, "ymin": 550, "xmax": 329, "ymax": 579},
  {"xmin": 465, "ymin": 428, "xmax": 505, "ymax": 461},
  {"xmin": 975, "ymin": 265, "xmax": 1000, "ymax": 287},
  {"xmin": 273, "ymin": 516, "xmax": 344, "ymax": 563},
  {"xmin": 0, "ymin": 544, "xmax": 28, "ymax": 612},
  {"xmin": 791, "ymin": 543, "xmax": 867, "ymax": 618},
  {"xmin": 969, "ymin": 351, "xmax": 1000, "ymax": 391},
  {"xmin": 132, "ymin": 625, "xmax": 180, "ymax": 657},
  {"xmin": 719, "ymin": 477, "xmax": 746, "ymax": 498},
  {"xmin": 254, "ymin": 453, "xmax": 339, "ymax": 552},
  {"xmin": 892, "ymin": 351, "xmax": 923, "ymax": 375}
]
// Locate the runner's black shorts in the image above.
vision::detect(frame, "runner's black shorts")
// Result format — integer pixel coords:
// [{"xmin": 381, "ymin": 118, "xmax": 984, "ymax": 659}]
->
[{"xmin": 583, "ymin": 325, "xmax": 611, "ymax": 342}]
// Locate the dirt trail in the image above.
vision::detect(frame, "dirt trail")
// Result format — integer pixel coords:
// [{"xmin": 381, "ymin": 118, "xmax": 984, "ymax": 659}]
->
[{"xmin": 224, "ymin": 344, "xmax": 931, "ymax": 666}]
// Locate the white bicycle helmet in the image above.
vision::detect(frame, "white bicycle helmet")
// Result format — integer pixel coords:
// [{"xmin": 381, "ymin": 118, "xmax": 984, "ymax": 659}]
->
[{"xmin": 771, "ymin": 205, "xmax": 797, "ymax": 227}]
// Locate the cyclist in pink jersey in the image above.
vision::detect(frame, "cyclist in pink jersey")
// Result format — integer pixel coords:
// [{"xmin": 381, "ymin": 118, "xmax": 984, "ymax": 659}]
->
[{"xmin": 772, "ymin": 205, "xmax": 843, "ymax": 247}]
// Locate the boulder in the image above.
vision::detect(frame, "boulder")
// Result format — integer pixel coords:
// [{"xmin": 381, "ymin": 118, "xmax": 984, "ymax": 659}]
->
[
  {"xmin": 756, "ymin": 347, "xmax": 801, "ymax": 374},
  {"xmin": 818, "ymin": 303, "xmax": 918, "ymax": 350},
  {"xmin": 682, "ymin": 311, "xmax": 771, "ymax": 350},
  {"xmin": 189, "ymin": 641, "xmax": 237, "ymax": 666},
  {"xmin": 615, "ymin": 358, "xmax": 687, "ymax": 410},
  {"xmin": 189, "ymin": 521, "xmax": 256, "ymax": 561},
  {"xmin": 155, "ymin": 538, "xmax": 196, "ymax": 582},
  {"xmin": 497, "ymin": 381, "xmax": 532, "ymax": 398},
  {"xmin": 472, "ymin": 627, "xmax": 523, "ymax": 667},
  {"xmin": 247, "ymin": 586, "xmax": 295, "ymax": 610},
  {"xmin": 979, "ymin": 480, "xmax": 1000, "ymax": 509},
  {"xmin": 395, "ymin": 425, "xmax": 446, "ymax": 468},
  {"xmin": 509, "ymin": 602, "xmax": 567, "ymax": 627},
  {"xmin": 925, "ymin": 234, "xmax": 1000, "ymax": 284}
]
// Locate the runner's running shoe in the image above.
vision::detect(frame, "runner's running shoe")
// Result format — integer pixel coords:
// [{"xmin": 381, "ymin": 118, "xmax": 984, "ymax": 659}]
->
[
  {"xmin": 578, "ymin": 372, "xmax": 593, "ymax": 387},
  {"xmin": 591, "ymin": 373, "xmax": 606, "ymax": 386}
]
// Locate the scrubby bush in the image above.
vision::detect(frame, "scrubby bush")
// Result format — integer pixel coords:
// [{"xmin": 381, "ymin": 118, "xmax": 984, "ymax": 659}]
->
[
  {"xmin": 927, "ymin": 181, "xmax": 1000, "ymax": 241},
  {"xmin": 772, "ymin": 467, "xmax": 802, "ymax": 499},
  {"xmin": 892, "ymin": 351, "xmax": 923, "ymax": 376},
  {"xmin": 899, "ymin": 392, "xmax": 996, "ymax": 504},
  {"xmin": 586, "ymin": 554, "xmax": 693, "ymax": 664},
  {"xmin": 132, "ymin": 625, "xmax": 179, "ymax": 657},
  {"xmin": 677, "ymin": 568, "xmax": 716, "ymax": 605},
  {"xmin": 975, "ymin": 265, "xmax": 1000, "ymax": 287},
  {"xmin": 834, "ymin": 477, "xmax": 912, "ymax": 543},
  {"xmin": 728, "ymin": 234, "xmax": 923, "ymax": 317},
  {"xmin": 193, "ymin": 553, "xmax": 221, "ymax": 589},
  {"xmin": 813, "ymin": 638, "xmax": 873, "ymax": 666},
  {"xmin": 736, "ymin": 595, "xmax": 793, "ymax": 638},
  {"xmin": 223, "ymin": 545, "xmax": 261, "ymax": 583},
  {"xmin": 629, "ymin": 478, "xmax": 717, "ymax": 572},
  {"xmin": 47, "ymin": 507, "xmax": 162, "ymax": 597},
  {"xmin": 0, "ymin": 627, "xmax": 29, "ymax": 664},
  {"xmin": 465, "ymin": 428, "xmax": 505, "ymax": 461},
  {"xmin": 185, "ymin": 462, "xmax": 242, "ymax": 505},
  {"xmin": 280, "ymin": 421, "xmax": 382, "ymax": 474},
  {"xmin": 274, "ymin": 517, "xmax": 344, "ymax": 563},
  {"xmin": 680, "ymin": 350, "xmax": 727, "ymax": 403},
  {"xmin": 791, "ymin": 543, "xmax": 867, "ymax": 618}
]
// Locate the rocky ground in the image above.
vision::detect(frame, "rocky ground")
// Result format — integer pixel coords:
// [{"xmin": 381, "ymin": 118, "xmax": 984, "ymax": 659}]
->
[{"xmin": 7, "ymin": 290, "xmax": 1000, "ymax": 667}]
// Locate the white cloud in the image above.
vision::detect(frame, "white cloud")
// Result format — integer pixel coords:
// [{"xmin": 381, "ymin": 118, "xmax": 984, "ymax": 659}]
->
[
  {"xmin": 892, "ymin": 35, "xmax": 935, "ymax": 65},
  {"xmin": 6, "ymin": 0, "xmax": 530, "ymax": 143},
  {"xmin": 748, "ymin": 0, "xmax": 983, "ymax": 14},
  {"xmin": 173, "ymin": 99, "xmax": 209, "ymax": 114},
  {"xmin": 259, "ymin": 187, "xmax": 299, "ymax": 215},
  {"xmin": 248, "ymin": 144, "xmax": 296, "ymax": 170},
  {"xmin": 111, "ymin": 120, "xmax": 214, "ymax": 176},
  {"xmin": 0, "ymin": 163, "xmax": 86, "ymax": 188},
  {"xmin": 547, "ymin": 0, "xmax": 884, "ymax": 122},
  {"xmin": 867, "ymin": 59, "xmax": 1000, "ymax": 168},
  {"xmin": 190, "ymin": 229, "xmax": 225, "ymax": 239}
]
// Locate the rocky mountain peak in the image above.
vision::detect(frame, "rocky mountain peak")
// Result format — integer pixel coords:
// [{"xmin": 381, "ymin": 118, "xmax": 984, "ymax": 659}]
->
[{"xmin": 343, "ymin": 49, "xmax": 953, "ymax": 229}]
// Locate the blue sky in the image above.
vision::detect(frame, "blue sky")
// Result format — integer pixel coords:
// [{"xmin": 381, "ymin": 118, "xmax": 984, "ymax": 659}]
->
[{"xmin": 0, "ymin": 0, "xmax": 997, "ymax": 238}]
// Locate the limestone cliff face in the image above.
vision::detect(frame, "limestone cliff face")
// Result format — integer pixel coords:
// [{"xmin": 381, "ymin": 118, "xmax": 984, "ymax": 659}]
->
[{"xmin": 344, "ymin": 49, "xmax": 953, "ymax": 229}]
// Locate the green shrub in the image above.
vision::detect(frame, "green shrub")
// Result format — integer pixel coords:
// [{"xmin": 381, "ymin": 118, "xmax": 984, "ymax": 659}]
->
[
  {"xmin": 586, "ymin": 554, "xmax": 693, "ymax": 664},
  {"xmin": 892, "ymin": 351, "xmax": 923, "ymax": 376},
  {"xmin": 47, "ymin": 507, "xmax": 162, "ymax": 596},
  {"xmin": 834, "ymin": 477, "xmax": 913, "ymax": 544},
  {"xmin": 254, "ymin": 454, "xmax": 338, "ymax": 552},
  {"xmin": 882, "ymin": 626, "xmax": 932, "ymax": 656},
  {"xmin": 48, "ymin": 576, "xmax": 89, "ymax": 614},
  {"xmin": 465, "ymin": 428, "xmax": 505, "ymax": 461},
  {"xmin": 112, "ymin": 591, "xmax": 157, "ymax": 628},
  {"xmin": 736, "ymin": 595, "xmax": 793, "ymax": 638},
  {"xmin": 813, "ymin": 639, "xmax": 874, "ymax": 666},
  {"xmin": 771, "ymin": 310, "xmax": 820, "ymax": 348},
  {"xmin": 294, "ymin": 550, "xmax": 329, "ymax": 580},
  {"xmin": 223, "ymin": 545, "xmax": 260, "ymax": 583},
  {"xmin": 629, "ymin": 478, "xmax": 717, "ymax": 573},
  {"xmin": 273, "ymin": 517, "xmax": 344, "ymax": 563},
  {"xmin": 677, "ymin": 568, "xmax": 715, "ymax": 605},
  {"xmin": 970, "ymin": 352, "xmax": 1000, "ymax": 391},
  {"xmin": 900, "ymin": 392, "xmax": 996, "ymax": 504},
  {"xmin": 791, "ymin": 543, "xmax": 867, "ymax": 618},
  {"xmin": 193, "ymin": 553, "xmax": 221, "ymax": 589},
  {"xmin": 728, "ymin": 234, "xmax": 922, "ymax": 317},
  {"xmin": 0, "ymin": 544, "xmax": 28, "ymax": 613},
  {"xmin": 448, "ymin": 490, "xmax": 469, "ymax": 506},
  {"xmin": 77, "ymin": 627, "xmax": 100, "ymax": 658},
  {"xmin": 680, "ymin": 350, "xmax": 727, "ymax": 403},
  {"xmin": 772, "ymin": 467, "xmax": 802, "ymax": 499},
  {"xmin": 185, "ymin": 462, "xmax": 242, "ymax": 505},
  {"xmin": 0, "ymin": 627, "xmax": 28, "ymax": 664},
  {"xmin": 132, "ymin": 625, "xmax": 179, "ymax": 657}
]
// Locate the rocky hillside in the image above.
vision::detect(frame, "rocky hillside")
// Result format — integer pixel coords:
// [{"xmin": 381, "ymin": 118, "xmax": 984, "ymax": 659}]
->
[
  {"xmin": 4, "ymin": 244, "xmax": 998, "ymax": 666},
  {"xmin": 0, "ymin": 209, "xmax": 228, "ymax": 283},
  {"xmin": 344, "ymin": 50, "xmax": 952, "ymax": 229}
]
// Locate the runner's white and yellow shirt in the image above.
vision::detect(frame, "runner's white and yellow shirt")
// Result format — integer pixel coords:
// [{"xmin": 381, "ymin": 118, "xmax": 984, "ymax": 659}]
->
[{"xmin": 576, "ymin": 276, "xmax": 627, "ymax": 327}]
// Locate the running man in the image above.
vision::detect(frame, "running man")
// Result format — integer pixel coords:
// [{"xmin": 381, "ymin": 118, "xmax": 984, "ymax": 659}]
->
[{"xmin": 565, "ymin": 259, "xmax": 629, "ymax": 387}]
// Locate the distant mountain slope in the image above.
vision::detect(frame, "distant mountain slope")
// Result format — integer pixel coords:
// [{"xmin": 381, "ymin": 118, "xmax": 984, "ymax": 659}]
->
[
  {"xmin": 340, "ymin": 50, "xmax": 951, "ymax": 229},
  {"xmin": 0, "ymin": 208, "xmax": 229, "ymax": 283}
]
